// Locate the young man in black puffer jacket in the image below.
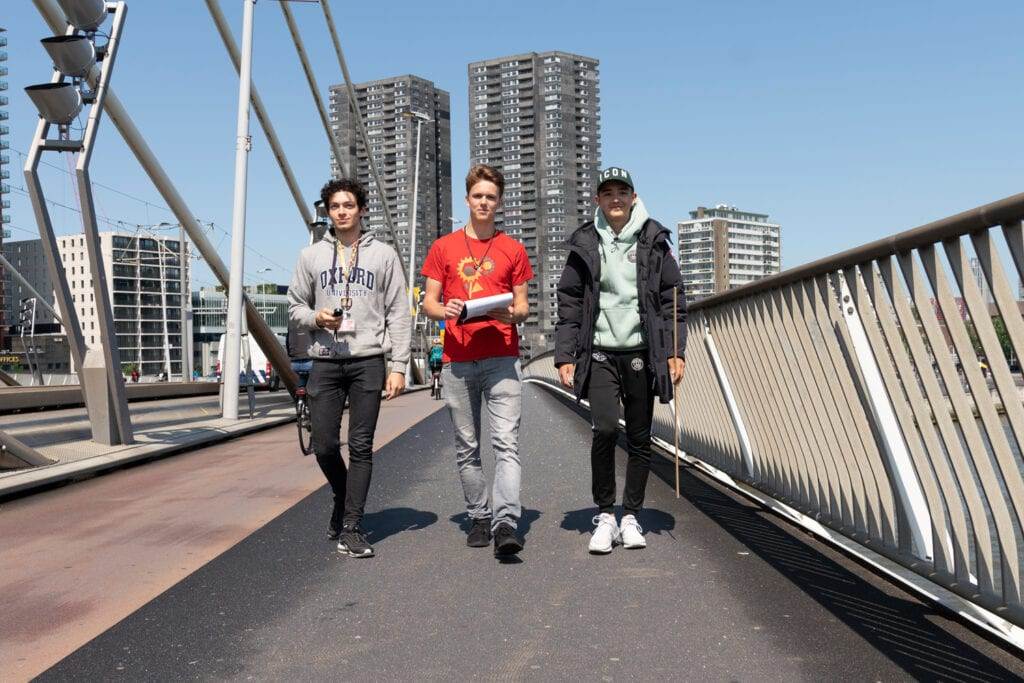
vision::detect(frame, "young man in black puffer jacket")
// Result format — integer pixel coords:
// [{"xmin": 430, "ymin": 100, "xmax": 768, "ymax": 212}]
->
[{"xmin": 555, "ymin": 167, "xmax": 687, "ymax": 554}]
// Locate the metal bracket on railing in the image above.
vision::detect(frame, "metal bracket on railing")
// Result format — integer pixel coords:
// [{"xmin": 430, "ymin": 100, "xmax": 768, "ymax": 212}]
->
[
  {"xmin": 0, "ymin": 430, "xmax": 55, "ymax": 469},
  {"xmin": 837, "ymin": 272, "xmax": 933, "ymax": 561},
  {"xmin": 703, "ymin": 318, "xmax": 756, "ymax": 480}
]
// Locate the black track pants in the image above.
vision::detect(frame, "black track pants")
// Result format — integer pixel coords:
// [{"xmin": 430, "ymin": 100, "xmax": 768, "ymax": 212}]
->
[{"xmin": 587, "ymin": 348, "xmax": 655, "ymax": 516}]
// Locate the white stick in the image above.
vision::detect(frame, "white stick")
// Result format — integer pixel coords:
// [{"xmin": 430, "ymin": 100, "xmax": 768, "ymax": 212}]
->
[{"xmin": 673, "ymin": 285, "xmax": 680, "ymax": 498}]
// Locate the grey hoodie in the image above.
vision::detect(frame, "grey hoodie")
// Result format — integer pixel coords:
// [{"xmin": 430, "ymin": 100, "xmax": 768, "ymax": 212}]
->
[{"xmin": 287, "ymin": 230, "xmax": 411, "ymax": 374}]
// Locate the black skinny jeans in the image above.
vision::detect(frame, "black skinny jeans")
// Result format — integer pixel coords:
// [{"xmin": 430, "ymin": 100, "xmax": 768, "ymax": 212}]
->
[
  {"xmin": 307, "ymin": 355, "xmax": 385, "ymax": 527},
  {"xmin": 588, "ymin": 348, "xmax": 655, "ymax": 516}
]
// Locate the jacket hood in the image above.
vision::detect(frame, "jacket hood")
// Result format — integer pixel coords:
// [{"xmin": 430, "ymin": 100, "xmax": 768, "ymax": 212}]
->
[
  {"xmin": 594, "ymin": 198, "xmax": 650, "ymax": 246},
  {"xmin": 568, "ymin": 211, "xmax": 670, "ymax": 250}
]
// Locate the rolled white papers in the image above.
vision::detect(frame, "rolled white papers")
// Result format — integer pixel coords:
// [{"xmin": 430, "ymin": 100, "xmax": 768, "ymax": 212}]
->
[{"xmin": 459, "ymin": 292, "xmax": 514, "ymax": 322}]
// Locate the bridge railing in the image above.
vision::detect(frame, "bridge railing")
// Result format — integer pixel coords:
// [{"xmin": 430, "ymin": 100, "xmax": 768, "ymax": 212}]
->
[{"xmin": 525, "ymin": 191, "xmax": 1024, "ymax": 637}]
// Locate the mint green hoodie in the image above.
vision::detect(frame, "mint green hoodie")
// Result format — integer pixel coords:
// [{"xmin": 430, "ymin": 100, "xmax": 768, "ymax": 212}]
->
[{"xmin": 593, "ymin": 198, "xmax": 650, "ymax": 349}]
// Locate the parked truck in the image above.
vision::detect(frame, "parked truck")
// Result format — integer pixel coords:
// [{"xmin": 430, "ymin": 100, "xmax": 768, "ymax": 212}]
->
[{"xmin": 215, "ymin": 333, "xmax": 285, "ymax": 391}]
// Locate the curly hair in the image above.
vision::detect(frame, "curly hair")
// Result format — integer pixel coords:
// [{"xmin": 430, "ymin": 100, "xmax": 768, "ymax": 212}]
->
[
  {"xmin": 320, "ymin": 177, "xmax": 368, "ymax": 210},
  {"xmin": 465, "ymin": 164, "xmax": 504, "ymax": 198}
]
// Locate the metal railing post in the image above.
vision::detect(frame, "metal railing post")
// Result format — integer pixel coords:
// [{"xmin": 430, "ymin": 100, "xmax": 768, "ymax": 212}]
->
[
  {"xmin": 702, "ymin": 317, "xmax": 755, "ymax": 480},
  {"xmin": 836, "ymin": 272, "xmax": 932, "ymax": 560}
]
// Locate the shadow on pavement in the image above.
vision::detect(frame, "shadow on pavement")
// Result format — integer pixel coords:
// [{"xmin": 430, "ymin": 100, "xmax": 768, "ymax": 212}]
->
[
  {"xmin": 647, "ymin": 455, "xmax": 1020, "ymax": 681},
  {"xmin": 560, "ymin": 507, "xmax": 676, "ymax": 537},
  {"xmin": 364, "ymin": 507, "xmax": 438, "ymax": 545}
]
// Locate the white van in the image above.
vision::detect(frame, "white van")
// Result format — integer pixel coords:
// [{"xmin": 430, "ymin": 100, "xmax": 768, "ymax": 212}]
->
[{"xmin": 216, "ymin": 333, "xmax": 285, "ymax": 390}]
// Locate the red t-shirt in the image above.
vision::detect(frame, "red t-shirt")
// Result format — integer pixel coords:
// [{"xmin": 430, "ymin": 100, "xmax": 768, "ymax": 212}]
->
[{"xmin": 421, "ymin": 229, "xmax": 533, "ymax": 362}]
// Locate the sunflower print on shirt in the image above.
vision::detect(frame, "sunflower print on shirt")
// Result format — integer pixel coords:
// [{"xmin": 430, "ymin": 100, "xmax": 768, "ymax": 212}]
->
[{"xmin": 457, "ymin": 255, "xmax": 495, "ymax": 296}]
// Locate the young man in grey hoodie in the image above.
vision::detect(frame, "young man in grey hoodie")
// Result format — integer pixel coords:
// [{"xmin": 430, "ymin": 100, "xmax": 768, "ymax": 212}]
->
[
  {"xmin": 554, "ymin": 167, "xmax": 687, "ymax": 554},
  {"xmin": 288, "ymin": 178, "xmax": 411, "ymax": 558}
]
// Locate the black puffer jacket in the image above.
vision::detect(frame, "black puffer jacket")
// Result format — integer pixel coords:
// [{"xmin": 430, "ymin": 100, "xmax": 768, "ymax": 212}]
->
[{"xmin": 554, "ymin": 218, "xmax": 687, "ymax": 404}]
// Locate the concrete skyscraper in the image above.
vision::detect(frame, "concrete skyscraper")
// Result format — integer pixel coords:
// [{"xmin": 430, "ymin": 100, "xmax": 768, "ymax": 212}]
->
[
  {"xmin": 467, "ymin": 51, "xmax": 601, "ymax": 353},
  {"xmin": 677, "ymin": 204, "xmax": 781, "ymax": 300},
  {"xmin": 329, "ymin": 75, "xmax": 452, "ymax": 289}
]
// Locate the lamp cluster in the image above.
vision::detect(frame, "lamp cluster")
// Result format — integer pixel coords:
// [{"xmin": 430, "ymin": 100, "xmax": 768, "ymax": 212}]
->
[
  {"xmin": 308, "ymin": 199, "xmax": 328, "ymax": 239},
  {"xmin": 24, "ymin": 0, "xmax": 109, "ymax": 128}
]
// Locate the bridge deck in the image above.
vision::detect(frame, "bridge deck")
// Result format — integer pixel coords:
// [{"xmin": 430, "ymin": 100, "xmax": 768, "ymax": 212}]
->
[{"xmin": 3, "ymin": 387, "xmax": 1021, "ymax": 680}]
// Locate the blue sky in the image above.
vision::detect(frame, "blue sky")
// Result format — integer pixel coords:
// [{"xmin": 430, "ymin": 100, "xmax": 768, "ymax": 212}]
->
[{"xmin": 4, "ymin": 1, "xmax": 1022, "ymax": 291}]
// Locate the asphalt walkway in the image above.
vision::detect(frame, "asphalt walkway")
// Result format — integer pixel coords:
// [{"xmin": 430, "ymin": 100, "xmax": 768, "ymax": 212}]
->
[{"xmin": 23, "ymin": 387, "xmax": 1024, "ymax": 680}]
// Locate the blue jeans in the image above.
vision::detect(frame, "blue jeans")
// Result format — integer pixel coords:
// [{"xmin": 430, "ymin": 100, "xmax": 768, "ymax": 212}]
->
[
  {"xmin": 292, "ymin": 359, "xmax": 313, "ymax": 388},
  {"xmin": 443, "ymin": 356, "xmax": 523, "ymax": 530}
]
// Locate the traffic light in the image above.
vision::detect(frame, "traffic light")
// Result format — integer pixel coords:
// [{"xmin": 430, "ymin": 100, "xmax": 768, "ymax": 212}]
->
[{"xmin": 18, "ymin": 297, "xmax": 37, "ymax": 335}]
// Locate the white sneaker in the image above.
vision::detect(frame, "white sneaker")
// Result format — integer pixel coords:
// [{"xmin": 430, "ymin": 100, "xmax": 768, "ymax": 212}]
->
[
  {"xmin": 620, "ymin": 514, "xmax": 646, "ymax": 549},
  {"xmin": 589, "ymin": 513, "xmax": 620, "ymax": 554}
]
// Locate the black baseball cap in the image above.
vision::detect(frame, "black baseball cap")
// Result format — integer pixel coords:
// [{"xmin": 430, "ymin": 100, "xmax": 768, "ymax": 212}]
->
[{"xmin": 596, "ymin": 167, "xmax": 635, "ymax": 192}]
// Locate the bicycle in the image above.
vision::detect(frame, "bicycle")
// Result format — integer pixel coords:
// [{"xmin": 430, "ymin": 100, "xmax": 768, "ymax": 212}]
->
[
  {"xmin": 430, "ymin": 368, "xmax": 442, "ymax": 400},
  {"xmin": 293, "ymin": 361, "xmax": 313, "ymax": 456}
]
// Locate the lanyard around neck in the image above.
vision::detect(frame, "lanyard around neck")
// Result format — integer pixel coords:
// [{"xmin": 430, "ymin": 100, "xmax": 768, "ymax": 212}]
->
[
  {"xmin": 463, "ymin": 228, "xmax": 498, "ymax": 274},
  {"xmin": 330, "ymin": 238, "xmax": 360, "ymax": 297}
]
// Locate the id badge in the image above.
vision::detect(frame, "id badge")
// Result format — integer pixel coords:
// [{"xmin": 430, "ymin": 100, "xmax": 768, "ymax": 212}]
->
[{"xmin": 339, "ymin": 318, "xmax": 356, "ymax": 334}]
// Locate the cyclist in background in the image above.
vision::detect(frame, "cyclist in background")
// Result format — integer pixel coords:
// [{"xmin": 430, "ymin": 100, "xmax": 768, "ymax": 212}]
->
[
  {"xmin": 287, "ymin": 327, "xmax": 314, "ymax": 389},
  {"xmin": 428, "ymin": 338, "xmax": 444, "ymax": 399}
]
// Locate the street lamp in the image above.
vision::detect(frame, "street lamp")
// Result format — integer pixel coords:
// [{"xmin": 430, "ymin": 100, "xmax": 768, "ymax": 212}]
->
[
  {"xmin": 22, "ymin": 0, "xmax": 134, "ymax": 446},
  {"xmin": 40, "ymin": 35, "xmax": 96, "ymax": 77},
  {"xmin": 56, "ymin": 0, "xmax": 107, "ymax": 32},
  {"xmin": 18, "ymin": 297, "xmax": 42, "ymax": 386},
  {"xmin": 401, "ymin": 108, "xmax": 433, "ymax": 386},
  {"xmin": 24, "ymin": 83, "xmax": 82, "ymax": 126},
  {"xmin": 153, "ymin": 222, "xmax": 194, "ymax": 381},
  {"xmin": 309, "ymin": 199, "xmax": 328, "ymax": 242}
]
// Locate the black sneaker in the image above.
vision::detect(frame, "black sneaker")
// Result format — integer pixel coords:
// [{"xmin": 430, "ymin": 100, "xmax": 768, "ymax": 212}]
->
[
  {"xmin": 337, "ymin": 526, "xmax": 375, "ymax": 558},
  {"xmin": 493, "ymin": 523, "xmax": 523, "ymax": 557},
  {"xmin": 467, "ymin": 518, "xmax": 492, "ymax": 547},
  {"xmin": 327, "ymin": 500, "xmax": 344, "ymax": 540}
]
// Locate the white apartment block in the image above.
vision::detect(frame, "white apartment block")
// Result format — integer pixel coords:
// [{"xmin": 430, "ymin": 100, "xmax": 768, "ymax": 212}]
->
[
  {"xmin": 57, "ymin": 232, "xmax": 189, "ymax": 376},
  {"xmin": 677, "ymin": 205, "xmax": 781, "ymax": 300}
]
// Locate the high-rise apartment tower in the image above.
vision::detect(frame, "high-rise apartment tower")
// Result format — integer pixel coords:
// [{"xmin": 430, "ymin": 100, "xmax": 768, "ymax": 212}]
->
[
  {"xmin": 677, "ymin": 204, "xmax": 781, "ymax": 300},
  {"xmin": 467, "ymin": 51, "xmax": 600, "ymax": 353},
  {"xmin": 329, "ymin": 75, "xmax": 452, "ymax": 289}
]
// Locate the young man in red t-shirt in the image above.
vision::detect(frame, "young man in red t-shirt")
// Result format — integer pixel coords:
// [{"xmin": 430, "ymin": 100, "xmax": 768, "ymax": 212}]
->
[{"xmin": 422, "ymin": 164, "xmax": 533, "ymax": 557}]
